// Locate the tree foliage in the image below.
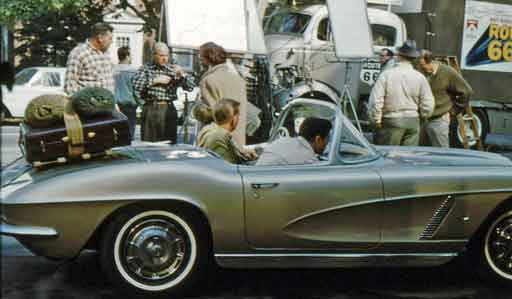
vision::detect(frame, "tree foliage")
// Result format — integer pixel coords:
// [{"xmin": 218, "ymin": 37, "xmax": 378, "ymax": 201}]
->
[{"xmin": 0, "ymin": 0, "xmax": 88, "ymax": 28}]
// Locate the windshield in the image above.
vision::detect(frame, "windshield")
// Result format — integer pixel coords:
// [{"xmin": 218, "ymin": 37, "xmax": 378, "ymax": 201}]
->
[
  {"xmin": 264, "ymin": 11, "xmax": 312, "ymax": 35},
  {"xmin": 14, "ymin": 68, "xmax": 38, "ymax": 85},
  {"xmin": 371, "ymin": 24, "xmax": 397, "ymax": 47}
]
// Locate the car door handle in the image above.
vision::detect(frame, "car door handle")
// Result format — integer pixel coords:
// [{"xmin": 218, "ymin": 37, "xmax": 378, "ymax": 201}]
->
[{"xmin": 251, "ymin": 183, "xmax": 279, "ymax": 189}]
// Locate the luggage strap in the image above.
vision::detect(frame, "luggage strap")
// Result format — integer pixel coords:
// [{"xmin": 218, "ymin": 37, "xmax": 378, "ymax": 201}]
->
[{"xmin": 63, "ymin": 100, "xmax": 84, "ymax": 158}]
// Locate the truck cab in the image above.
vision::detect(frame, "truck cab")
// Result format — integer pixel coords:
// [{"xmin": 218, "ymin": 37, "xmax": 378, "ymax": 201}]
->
[{"xmin": 264, "ymin": 4, "xmax": 406, "ymax": 123}]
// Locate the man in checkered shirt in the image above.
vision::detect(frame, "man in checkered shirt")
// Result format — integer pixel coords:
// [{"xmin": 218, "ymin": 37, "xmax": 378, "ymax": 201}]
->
[
  {"xmin": 133, "ymin": 42, "xmax": 195, "ymax": 143},
  {"xmin": 64, "ymin": 23, "xmax": 115, "ymax": 95}
]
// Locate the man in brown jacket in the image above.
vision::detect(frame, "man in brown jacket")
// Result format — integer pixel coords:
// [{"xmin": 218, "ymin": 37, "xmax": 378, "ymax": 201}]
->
[
  {"xmin": 419, "ymin": 50, "xmax": 473, "ymax": 147},
  {"xmin": 199, "ymin": 42, "xmax": 247, "ymax": 145}
]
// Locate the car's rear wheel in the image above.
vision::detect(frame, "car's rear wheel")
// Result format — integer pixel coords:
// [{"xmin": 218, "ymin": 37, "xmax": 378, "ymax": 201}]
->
[
  {"xmin": 475, "ymin": 206, "xmax": 512, "ymax": 287},
  {"xmin": 100, "ymin": 208, "xmax": 209, "ymax": 298}
]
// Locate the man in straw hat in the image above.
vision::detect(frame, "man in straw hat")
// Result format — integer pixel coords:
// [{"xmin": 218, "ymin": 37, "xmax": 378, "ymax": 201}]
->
[{"xmin": 369, "ymin": 40, "xmax": 435, "ymax": 146}]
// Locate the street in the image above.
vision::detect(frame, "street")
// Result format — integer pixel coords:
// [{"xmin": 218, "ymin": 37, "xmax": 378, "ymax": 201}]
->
[{"xmin": 2, "ymin": 124, "xmax": 512, "ymax": 298}]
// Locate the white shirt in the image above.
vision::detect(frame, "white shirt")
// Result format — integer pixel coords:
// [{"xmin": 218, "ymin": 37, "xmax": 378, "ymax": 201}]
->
[
  {"xmin": 369, "ymin": 62, "xmax": 434, "ymax": 124},
  {"xmin": 255, "ymin": 137, "xmax": 319, "ymax": 166}
]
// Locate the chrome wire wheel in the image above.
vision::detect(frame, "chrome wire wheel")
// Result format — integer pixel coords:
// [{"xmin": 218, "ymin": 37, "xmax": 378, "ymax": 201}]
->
[
  {"xmin": 484, "ymin": 211, "xmax": 512, "ymax": 281},
  {"xmin": 113, "ymin": 210, "xmax": 197, "ymax": 292}
]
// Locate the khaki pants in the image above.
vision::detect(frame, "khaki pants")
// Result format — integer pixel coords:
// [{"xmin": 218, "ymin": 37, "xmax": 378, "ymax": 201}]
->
[
  {"xmin": 374, "ymin": 117, "xmax": 420, "ymax": 146},
  {"xmin": 420, "ymin": 113, "xmax": 450, "ymax": 148}
]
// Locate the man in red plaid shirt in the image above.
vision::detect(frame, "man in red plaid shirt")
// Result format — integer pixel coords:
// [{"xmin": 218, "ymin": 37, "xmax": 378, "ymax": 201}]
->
[{"xmin": 64, "ymin": 23, "xmax": 115, "ymax": 95}]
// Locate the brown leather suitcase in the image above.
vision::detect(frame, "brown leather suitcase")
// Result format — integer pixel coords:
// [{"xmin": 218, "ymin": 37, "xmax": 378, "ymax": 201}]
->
[{"xmin": 19, "ymin": 110, "xmax": 131, "ymax": 166}]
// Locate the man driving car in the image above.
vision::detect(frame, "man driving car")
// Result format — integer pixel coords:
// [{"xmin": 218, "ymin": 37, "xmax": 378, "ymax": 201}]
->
[{"xmin": 256, "ymin": 117, "xmax": 332, "ymax": 166}]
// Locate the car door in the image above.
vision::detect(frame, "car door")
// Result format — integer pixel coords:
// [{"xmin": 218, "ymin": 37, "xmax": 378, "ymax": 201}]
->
[{"xmin": 239, "ymin": 99, "xmax": 384, "ymax": 250}]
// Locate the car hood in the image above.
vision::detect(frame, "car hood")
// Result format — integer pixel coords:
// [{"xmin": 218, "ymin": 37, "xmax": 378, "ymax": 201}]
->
[{"xmin": 377, "ymin": 146, "xmax": 512, "ymax": 167}]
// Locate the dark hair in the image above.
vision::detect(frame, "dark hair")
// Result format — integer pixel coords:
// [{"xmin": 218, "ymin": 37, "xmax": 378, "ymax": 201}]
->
[
  {"xmin": 117, "ymin": 46, "xmax": 130, "ymax": 61},
  {"xmin": 420, "ymin": 49, "xmax": 434, "ymax": 64},
  {"xmin": 91, "ymin": 22, "xmax": 113, "ymax": 38},
  {"xmin": 382, "ymin": 48, "xmax": 394, "ymax": 58},
  {"xmin": 299, "ymin": 118, "xmax": 332, "ymax": 142},
  {"xmin": 199, "ymin": 42, "xmax": 227, "ymax": 66},
  {"xmin": 213, "ymin": 99, "xmax": 240, "ymax": 125}
]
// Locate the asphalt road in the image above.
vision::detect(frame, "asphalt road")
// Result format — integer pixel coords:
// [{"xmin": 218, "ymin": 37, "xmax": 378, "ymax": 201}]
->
[{"xmin": 2, "ymin": 125, "xmax": 512, "ymax": 298}]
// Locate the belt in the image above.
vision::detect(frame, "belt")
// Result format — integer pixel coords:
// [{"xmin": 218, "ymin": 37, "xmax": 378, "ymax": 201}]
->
[{"xmin": 145, "ymin": 101, "xmax": 171, "ymax": 106}]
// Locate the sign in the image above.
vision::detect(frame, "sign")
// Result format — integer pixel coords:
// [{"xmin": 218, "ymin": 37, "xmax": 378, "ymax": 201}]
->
[
  {"xmin": 360, "ymin": 59, "xmax": 381, "ymax": 86},
  {"xmin": 327, "ymin": 0, "xmax": 374, "ymax": 59},
  {"xmin": 164, "ymin": 0, "xmax": 266, "ymax": 54},
  {"xmin": 461, "ymin": 0, "xmax": 512, "ymax": 73}
]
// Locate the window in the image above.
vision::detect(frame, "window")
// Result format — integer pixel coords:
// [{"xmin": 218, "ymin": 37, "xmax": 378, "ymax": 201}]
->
[
  {"xmin": 317, "ymin": 18, "xmax": 330, "ymax": 41},
  {"xmin": 14, "ymin": 68, "xmax": 37, "ymax": 85},
  {"xmin": 40, "ymin": 72, "xmax": 61, "ymax": 87},
  {"xmin": 371, "ymin": 24, "xmax": 397, "ymax": 47},
  {"xmin": 116, "ymin": 36, "xmax": 130, "ymax": 48},
  {"xmin": 337, "ymin": 116, "xmax": 377, "ymax": 162},
  {"xmin": 264, "ymin": 11, "xmax": 311, "ymax": 35},
  {"xmin": 272, "ymin": 102, "xmax": 334, "ymax": 141}
]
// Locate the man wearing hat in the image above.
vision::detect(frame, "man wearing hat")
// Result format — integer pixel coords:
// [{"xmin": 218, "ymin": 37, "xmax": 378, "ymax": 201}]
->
[{"xmin": 369, "ymin": 40, "xmax": 435, "ymax": 146}]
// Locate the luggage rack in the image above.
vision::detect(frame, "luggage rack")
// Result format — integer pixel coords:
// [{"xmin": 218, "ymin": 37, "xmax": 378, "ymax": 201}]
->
[{"xmin": 434, "ymin": 55, "xmax": 483, "ymax": 150}]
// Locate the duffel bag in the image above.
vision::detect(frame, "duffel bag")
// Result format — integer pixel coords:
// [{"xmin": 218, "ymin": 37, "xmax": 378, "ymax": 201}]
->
[
  {"xmin": 24, "ymin": 94, "xmax": 66, "ymax": 128},
  {"xmin": 71, "ymin": 87, "xmax": 115, "ymax": 118}
]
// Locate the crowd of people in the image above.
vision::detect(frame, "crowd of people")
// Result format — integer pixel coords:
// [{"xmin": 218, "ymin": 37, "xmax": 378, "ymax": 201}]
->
[
  {"xmin": 369, "ymin": 40, "xmax": 473, "ymax": 147},
  {"xmin": 62, "ymin": 22, "xmax": 473, "ymax": 167}
]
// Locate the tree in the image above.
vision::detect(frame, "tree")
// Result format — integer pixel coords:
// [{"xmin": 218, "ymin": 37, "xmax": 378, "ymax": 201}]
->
[
  {"xmin": 0, "ymin": 0, "xmax": 88, "ymax": 28},
  {"xmin": 15, "ymin": 1, "xmax": 115, "ymax": 69}
]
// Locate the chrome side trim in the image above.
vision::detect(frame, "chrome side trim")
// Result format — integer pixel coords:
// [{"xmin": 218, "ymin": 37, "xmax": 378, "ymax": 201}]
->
[
  {"xmin": 0, "ymin": 222, "xmax": 59, "ymax": 239},
  {"xmin": 215, "ymin": 253, "xmax": 458, "ymax": 269},
  {"xmin": 420, "ymin": 195, "xmax": 456, "ymax": 240}
]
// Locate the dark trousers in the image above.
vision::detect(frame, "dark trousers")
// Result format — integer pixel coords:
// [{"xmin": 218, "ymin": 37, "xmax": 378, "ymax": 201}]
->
[
  {"xmin": 119, "ymin": 105, "xmax": 137, "ymax": 141},
  {"xmin": 141, "ymin": 102, "xmax": 177, "ymax": 143}
]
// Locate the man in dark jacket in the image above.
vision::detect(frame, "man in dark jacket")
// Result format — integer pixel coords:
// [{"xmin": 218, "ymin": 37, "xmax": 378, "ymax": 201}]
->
[{"xmin": 419, "ymin": 50, "xmax": 473, "ymax": 147}]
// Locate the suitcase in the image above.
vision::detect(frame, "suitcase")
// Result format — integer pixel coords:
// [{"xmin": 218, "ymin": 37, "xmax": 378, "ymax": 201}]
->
[{"xmin": 19, "ymin": 110, "xmax": 131, "ymax": 166}]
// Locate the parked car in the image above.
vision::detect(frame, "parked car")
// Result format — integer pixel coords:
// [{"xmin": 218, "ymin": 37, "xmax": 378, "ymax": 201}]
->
[
  {"xmin": 1, "ymin": 66, "xmax": 195, "ymax": 122},
  {"xmin": 2, "ymin": 97, "xmax": 512, "ymax": 297},
  {"xmin": 1, "ymin": 67, "xmax": 67, "ymax": 119}
]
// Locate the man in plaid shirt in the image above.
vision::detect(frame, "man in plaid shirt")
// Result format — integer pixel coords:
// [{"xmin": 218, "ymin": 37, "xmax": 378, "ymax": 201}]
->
[
  {"xmin": 133, "ymin": 42, "xmax": 195, "ymax": 143},
  {"xmin": 64, "ymin": 23, "xmax": 115, "ymax": 95}
]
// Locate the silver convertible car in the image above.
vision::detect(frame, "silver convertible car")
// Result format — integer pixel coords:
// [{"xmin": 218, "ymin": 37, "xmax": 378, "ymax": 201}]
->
[{"xmin": 1, "ymin": 98, "xmax": 512, "ymax": 297}]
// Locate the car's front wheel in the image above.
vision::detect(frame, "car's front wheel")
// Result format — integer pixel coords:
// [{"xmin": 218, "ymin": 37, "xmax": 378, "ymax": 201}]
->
[
  {"xmin": 475, "ymin": 206, "xmax": 512, "ymax": 286},
  {"xmin": 100, "ymin": 208, "xmax": 208, "ymax": 298}
]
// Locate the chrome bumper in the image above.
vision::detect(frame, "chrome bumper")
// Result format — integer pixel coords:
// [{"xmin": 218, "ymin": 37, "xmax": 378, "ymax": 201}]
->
[{"xmin": 0, "ymin": 222, "xmax": 58, "ymax": 239}]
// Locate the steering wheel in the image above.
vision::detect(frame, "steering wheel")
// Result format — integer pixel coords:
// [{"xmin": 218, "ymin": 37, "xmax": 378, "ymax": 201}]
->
[{"xmin": 276, "ymin": 127, "xmax": 290, "ymax": 138}]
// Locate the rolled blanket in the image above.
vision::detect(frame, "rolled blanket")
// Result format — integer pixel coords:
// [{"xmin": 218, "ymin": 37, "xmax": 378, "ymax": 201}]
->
[
  {"xmin": 71, "ymin": 87, "xmax": 115, "ymax": 118},
  {"xmin": 24, "ymin": 94, "xmax": 66, "ymax": 128}
]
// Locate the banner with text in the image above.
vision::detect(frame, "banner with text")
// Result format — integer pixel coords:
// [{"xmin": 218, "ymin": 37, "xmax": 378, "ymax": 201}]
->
[{"xmin": 462, "ymin": 0, "xmax": 512, "ymax": 73}]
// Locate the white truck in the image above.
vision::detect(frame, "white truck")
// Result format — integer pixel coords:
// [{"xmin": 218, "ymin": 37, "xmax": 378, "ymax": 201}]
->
[{"xmin": 263, "ymin": 4, "xmax": 406, "ymax": 128}]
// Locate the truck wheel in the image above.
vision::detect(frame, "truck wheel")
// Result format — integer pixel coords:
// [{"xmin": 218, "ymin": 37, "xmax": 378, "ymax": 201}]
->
[
  {"xmin": 450, "ymin": 108, "xmax": 489, "ymax": 148},
  {"xmin": 100, "ymin": 208, "xmax": 209, "ymax": 298}
]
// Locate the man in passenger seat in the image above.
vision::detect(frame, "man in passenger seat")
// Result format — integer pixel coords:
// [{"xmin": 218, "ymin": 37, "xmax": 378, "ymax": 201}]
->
[{"xmin": 256, "ymin": 118, "xmax": 332, "ymax": 166}]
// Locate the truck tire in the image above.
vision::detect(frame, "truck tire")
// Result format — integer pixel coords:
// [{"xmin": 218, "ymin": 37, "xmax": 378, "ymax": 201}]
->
[{"xmin": 450, "ymin": 108, "xmax": 489, "ymax": 149}]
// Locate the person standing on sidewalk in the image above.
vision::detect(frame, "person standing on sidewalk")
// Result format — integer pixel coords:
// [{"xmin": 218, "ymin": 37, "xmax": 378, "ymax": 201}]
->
[
  {"xmin": 114, "ymin": 46, "xmax": 140, "ymax": 140},
  {"xmin": 64, "ymin": 23, "xmax": 114, "ymax": 95},
  {"xmin": 369, "ymin": 40, "xmax": 435, "ymax": 146},
  {"xmin": 133, "ymin": 42, "xmax": 195, "ymax": 143},
  {"xmin": 418, "ymin": 50, "xmax": 473, "ymax": 148}
]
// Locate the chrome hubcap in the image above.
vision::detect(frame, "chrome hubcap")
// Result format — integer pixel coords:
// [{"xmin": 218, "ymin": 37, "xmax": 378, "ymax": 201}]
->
[
  {"xmin": 487, "ymin": 214, "xmax": 512, "ymax": 278},
  {"xmin": 122, "ymin": 219, "xmax": 187, "ymax": 281},
  {"xmin": 457, "ymin": 113, "xmax": 482, "ymax": 147}
]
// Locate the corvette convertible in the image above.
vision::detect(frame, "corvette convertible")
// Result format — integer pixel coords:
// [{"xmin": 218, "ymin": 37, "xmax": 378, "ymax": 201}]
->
[{"xmin": 1, "ymin": 98, "xmax": 512, "ymax": 297}]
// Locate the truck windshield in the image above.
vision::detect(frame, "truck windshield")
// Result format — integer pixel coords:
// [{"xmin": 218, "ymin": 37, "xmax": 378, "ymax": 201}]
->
[
  {"xmin": 14, "ymin": 68, "xmax": 37, "ymax": 85},
  {"xmin": 371, "ymin": 24, "xmax": 397, "ymax": 47},
  {"xmin": 265, "ymin": 12, "xmax": 311, "ymax": 35}
]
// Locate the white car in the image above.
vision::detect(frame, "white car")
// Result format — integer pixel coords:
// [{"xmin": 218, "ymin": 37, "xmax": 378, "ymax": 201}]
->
[{"xmin": 1, "ymin": 67, "xmax": 67, "ymax": 118}]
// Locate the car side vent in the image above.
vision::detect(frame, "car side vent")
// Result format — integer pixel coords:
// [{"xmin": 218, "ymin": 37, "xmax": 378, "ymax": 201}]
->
[{"xmin": 420, "ymin": 195, "xmax": 455, "ymax": 240}]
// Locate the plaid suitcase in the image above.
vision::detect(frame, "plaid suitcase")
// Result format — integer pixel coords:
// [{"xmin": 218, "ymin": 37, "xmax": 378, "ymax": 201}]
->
[{"xmin": 20, "ymin": 110, "xmax": 130, "ymax": 166}]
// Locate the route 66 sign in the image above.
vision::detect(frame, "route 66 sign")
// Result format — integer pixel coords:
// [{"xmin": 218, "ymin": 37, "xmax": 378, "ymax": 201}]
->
[{"xmin": 360, "ymin": 59, "xmax": 381, "ymax": 85}]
